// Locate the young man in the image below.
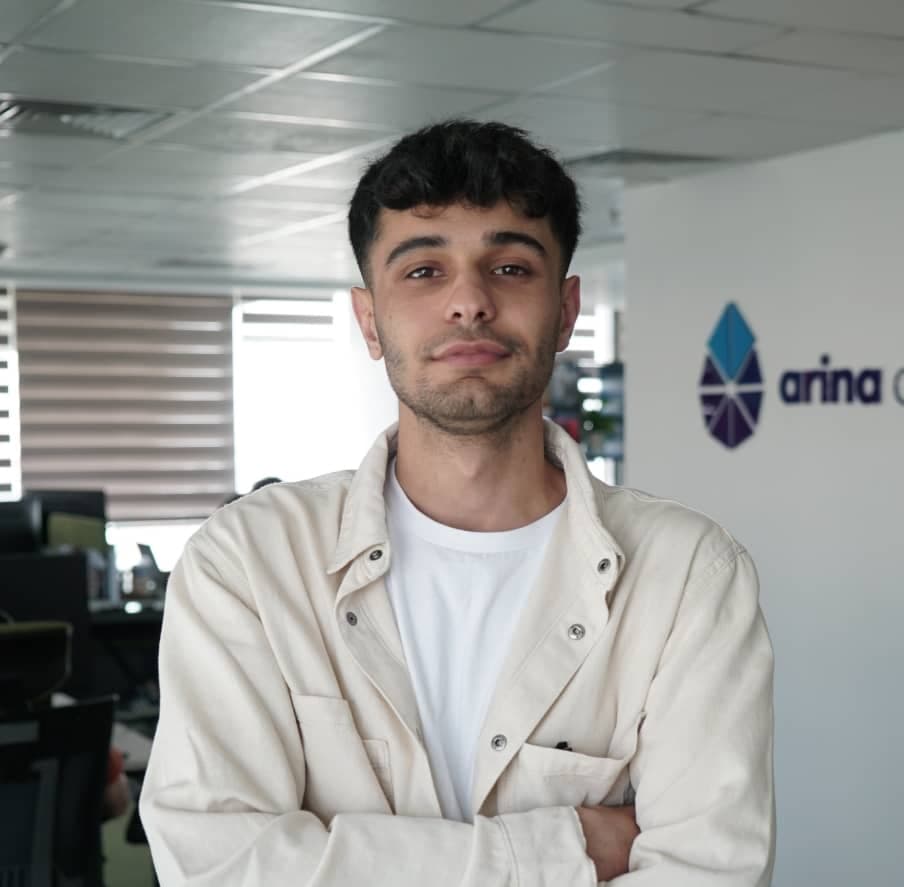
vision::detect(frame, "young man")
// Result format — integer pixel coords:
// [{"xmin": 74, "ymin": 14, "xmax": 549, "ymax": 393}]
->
[{"xmin": 141, "ymin": 121, "xmax": 775, "ymax": 886}]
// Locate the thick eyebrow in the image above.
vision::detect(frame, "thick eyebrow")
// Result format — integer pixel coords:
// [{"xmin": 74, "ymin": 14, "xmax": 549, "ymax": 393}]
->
[
  {"xmin": 485, "ymin": 230, "xmax": 548, "ymax": 257},
  {"xmin": 385, "ymin": 235, "xmax": 448, "ymax": 268}
]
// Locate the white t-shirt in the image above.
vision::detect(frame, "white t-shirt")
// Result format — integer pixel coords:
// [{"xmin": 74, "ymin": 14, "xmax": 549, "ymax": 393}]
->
[{"xmin": 384, "ymin": 462, "xmax": 564, "ymax": 822}]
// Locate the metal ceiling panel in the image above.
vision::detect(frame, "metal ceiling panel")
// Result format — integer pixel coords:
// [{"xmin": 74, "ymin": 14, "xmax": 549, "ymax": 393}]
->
[
  {"xmin": 703, "ymin": 0, "xmax": 904, "ymax": 38},
  {"xmin": 284, "ymin": 158, "xmax": 374, "ymax": 189},
  {"xmin": 99, "ymin": 144, "xmax": 321, "ymax": 178},
  {"xmin": 0, "ymin": 132, "xmax": 113, "ymax": 166},
  {"xmin": 0, "ymin": 208, "xmax": 131, "ymax": 245},
  {"xmin": 28, "ymin": 247, "xmax": 168, "ymax": 268},
  {"xmin": 93, "ymin": 221, "xmax": 247, "ymax": 250},
  {"xmin": 0, "ymin": 0, "xmax": 902, "ymax": 287},
  {"xmin": 229, "ymin": 182, "xmax": 354, "ymax": 205},
  {"xmin": 15, "ymin": 189, "xmax": 209, "ymax": 216},
  {"xmin": 222, "ymin": 198, "xmax": 348, "ymax": 225},
  {"xmin": 478, "ymin": 94, "xmax": 708, "ymax": 155},
  {"xmin": 0, "ymin": 48, "xmax": 263, "ymax": 110},
  {"xmin": 743, "ymin": 75, "xmax": 904, "ymax": 129},
  {"xmin": 564, "ymin": 51, "xmax": 871, "ymax": 118},
  {"xmin": 482, "ymin": 0, "xmax": 783, "ymax": 54},
  {"xmin": 636, "ymin": 112, "xmax": 876, "ymax": 160},
  {"xmin": 226, "ymin": 76, "xmax": 506, "ymax": 130},
  {"xmin": 0, "ymin": 0, "xmax": 61, "ymax": 42},
  {"xmin": 745, "ymin": 30, "xmax": 904, "ymax": 77},
  {"xmin": 45, "ymin": 166, "xmax": 248, "ymax": 196},
  {"xmin": 310, "ymin": 26, "xmax": 619, "ymax": 91},
  {"xmin": 170, "ymin": 208, "xmax": 328, "ymax": 234},
  {"xmin": 157, "ymin": 114, "xmax": 390, "ymax": 155},
  {"xmin": 28, "ymin": 0, "xmax": 368, "ymax": 67},
  {"xmin": 610, "ymin": 0, "xmax": 698, "ymax": 7},
  {"xmin": 0, "ymin": 164, "xmax": 63, "ymax": 189},
  {"xmin": 200, "ymin": 0, "xmax": 516, "ymax": 27}
]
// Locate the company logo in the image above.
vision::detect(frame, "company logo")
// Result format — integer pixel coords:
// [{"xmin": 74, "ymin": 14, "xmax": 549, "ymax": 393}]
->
[{"xmin": 699, "ymin": 303, "xmax": 764, "ymax": 449}]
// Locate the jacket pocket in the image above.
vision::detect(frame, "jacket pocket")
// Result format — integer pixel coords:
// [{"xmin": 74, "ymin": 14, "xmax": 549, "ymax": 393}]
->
[
  {"xmin": 497, "ymin": 720, "xmax": 641, "ymax": 813},
  {"xmin": 290, "ymin": 693, "xmax": 393, "ymax": 819}
]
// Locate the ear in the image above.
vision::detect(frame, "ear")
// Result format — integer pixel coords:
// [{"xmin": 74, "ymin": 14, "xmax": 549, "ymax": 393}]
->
[
  {"xmin": 556, "ymin": 275, "xmax": 581, "ymax": 352},
  {"xmin": 351, "ymin": 286, "xmax": 383, "ymax": 360}
]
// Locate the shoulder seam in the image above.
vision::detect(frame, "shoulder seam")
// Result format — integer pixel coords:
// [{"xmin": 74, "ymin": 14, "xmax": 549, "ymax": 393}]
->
[{"xmin": 687, "ymin": 540, "xmax": 747, "ymax": 595}]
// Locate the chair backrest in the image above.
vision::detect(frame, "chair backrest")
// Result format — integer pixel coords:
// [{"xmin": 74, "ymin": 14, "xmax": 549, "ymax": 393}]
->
[
  {"xmin": 0, "ymin": 696, "xmax": 115, "ymax": 887},
  {"xmin": 0, "ymin": 553, "xmax": 95, "ymax": 697},
  {"xmin": 0, "ymin": 497, "xmax": 42, "ymax": 555},
  {"xmin": 0, "ymin": 623, "xmax": 72, "ymax": 713}
]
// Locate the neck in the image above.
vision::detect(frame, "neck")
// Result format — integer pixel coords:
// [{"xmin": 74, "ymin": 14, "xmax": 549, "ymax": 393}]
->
[{"xmin": 393, "ymin": 404, "xmax": 566, "ymax": 532}]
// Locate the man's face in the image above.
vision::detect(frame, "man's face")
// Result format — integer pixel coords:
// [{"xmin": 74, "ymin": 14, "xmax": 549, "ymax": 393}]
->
[{"xmin": 351, "ymin": 201, "xmax": 581, "ymax": 436}]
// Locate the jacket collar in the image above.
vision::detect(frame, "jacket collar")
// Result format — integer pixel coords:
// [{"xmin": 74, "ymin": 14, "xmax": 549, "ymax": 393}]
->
[{"xmin": 327, "ymin": 419, "xmax": 625, "ymax": 578}]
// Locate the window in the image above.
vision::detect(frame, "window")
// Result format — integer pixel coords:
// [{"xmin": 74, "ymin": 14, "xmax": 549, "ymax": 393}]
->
[
  {"xmin": 16, "ymin": 290, "xmax": 235, "ymax": 520},
  {"xmin": 233, "ymin": 293, "xmax": 396, "ymax": 491},
  {"xmin": 0, "ymin": 283, "xmax": 20, "ymax": 501}
]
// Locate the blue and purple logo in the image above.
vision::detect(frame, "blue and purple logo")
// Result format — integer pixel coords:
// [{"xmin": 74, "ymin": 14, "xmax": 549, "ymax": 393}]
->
[{"xmin": 699, "ymin": 303, "xmax": 764, "ymax": 449}]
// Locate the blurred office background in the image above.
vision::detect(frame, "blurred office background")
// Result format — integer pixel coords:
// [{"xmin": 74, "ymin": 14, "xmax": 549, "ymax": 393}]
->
[{"xmin": 1, "ymin": 1, "xmax": 902, "ymax": 884}]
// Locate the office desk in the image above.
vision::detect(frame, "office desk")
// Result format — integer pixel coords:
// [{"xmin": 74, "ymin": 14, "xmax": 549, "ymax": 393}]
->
[{"xmin": 89, "ymin": 600, "xmax": 163, "ymax": 719}]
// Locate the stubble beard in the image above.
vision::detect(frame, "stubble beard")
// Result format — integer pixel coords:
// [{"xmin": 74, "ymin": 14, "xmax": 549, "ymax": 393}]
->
[{"xmin": 378, "ymin": 320, "xmax": 560, "ymax": 439}]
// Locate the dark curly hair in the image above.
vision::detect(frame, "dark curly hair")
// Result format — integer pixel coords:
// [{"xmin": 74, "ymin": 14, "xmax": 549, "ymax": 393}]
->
[{"xmin": 348, "ymin": 119, "xmax": 582, "ymax": 284}]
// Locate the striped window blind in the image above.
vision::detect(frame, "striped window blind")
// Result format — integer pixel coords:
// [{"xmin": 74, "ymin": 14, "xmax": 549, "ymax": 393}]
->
[
  {"xmin": 16, "ymin": 290, "xmax": 235, "ymax": 521},
  {"xmin": 560, "ymin": 313, "xmax": 601, "ymax": 362},
  {"xmin": 236, "ymin": 296, "xmax": 336, "ymax": 343},
  {"xmin": 0, "ymin": 284, "xmax": 21, "ymax": 500}
]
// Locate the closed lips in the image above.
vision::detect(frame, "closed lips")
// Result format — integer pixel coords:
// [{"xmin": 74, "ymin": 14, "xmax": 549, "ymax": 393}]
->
[{"xmin": 433, "ymin": 342, "xmax": 510, "ymax": 359}]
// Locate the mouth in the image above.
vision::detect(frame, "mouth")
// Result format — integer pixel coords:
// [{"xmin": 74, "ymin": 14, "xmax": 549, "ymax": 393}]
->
[{"xmin": 432, "ymin": 341, "xmax": 512, "ymax": 367}]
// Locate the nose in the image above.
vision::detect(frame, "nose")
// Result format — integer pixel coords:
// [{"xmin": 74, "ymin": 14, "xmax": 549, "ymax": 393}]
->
[{"xmin": 444, "ymin": 271, "xmax": 497, "ymax": 327}]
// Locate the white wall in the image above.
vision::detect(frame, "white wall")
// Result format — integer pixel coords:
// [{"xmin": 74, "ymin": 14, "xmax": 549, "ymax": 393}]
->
[{"xmin": 624, "ymin": 131, "xmax": 904, "ymax": 887}]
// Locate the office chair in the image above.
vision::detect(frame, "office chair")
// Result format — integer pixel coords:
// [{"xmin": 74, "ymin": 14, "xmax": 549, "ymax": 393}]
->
[
  {"xmin": 0, "ymin": 553, "xmax": 96, "ymax": 699},
  {"xmin": 0, "ymin": 496, "xmax": 42, "ymax": 555},
  {"xmin": 0, "ymin": 624, "xmax": 115, "ymax": 887},
  {"xmin": 0, "ymin": 622, "xmax": 72, "ymax": 711}
]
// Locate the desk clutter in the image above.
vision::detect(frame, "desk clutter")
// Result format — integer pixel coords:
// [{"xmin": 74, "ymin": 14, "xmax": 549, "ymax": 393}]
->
[{"xmin": 0, "ymin": 488, "xmax": 164, "ymax": 730}]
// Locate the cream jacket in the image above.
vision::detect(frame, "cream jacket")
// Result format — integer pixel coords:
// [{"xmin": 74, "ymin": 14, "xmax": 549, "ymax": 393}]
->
[{"xmin": 140, "ymin": 421, "xmax": 775, "ymax": 886}]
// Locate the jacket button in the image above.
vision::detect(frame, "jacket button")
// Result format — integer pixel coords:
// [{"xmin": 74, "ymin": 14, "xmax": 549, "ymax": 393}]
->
[
  {"xmin": 568, "ymin": 623, "xmax": 586, "ymax": 640},
  {"xmin": 597, "ymin": 557, "xmax": 611, "ymax": 573},
  {"xmin": 369, "ymin": 549, "xmax": 383, "ymax": 561},
  {"xmin": 491, "ymin": 734, "xmax": 507, "ymax": 751},
  {"xmin": 346, "ymin": 611, "xmax": 358, "ymax": 626}
]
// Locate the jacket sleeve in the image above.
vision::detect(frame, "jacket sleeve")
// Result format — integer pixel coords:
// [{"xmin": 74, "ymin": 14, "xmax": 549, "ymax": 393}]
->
[
  {"xmin": 615, "ymin": 540, "xmax": 776, "ymax": 886},
  {"xmin": 139, "ymin": 538, "xmax": 596, "ymax": 887}
]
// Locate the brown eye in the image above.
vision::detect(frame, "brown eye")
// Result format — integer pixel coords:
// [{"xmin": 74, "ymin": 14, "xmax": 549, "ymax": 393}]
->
[
  {"xmin": 407, "ymin": 267, "xmax": 439, "ymax": 279},
  {"xmin": 493, "ymin": 264, "xmax": 529, "ymax": 276}
]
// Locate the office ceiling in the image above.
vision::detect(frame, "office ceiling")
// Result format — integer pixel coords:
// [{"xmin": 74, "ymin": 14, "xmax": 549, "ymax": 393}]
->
[{"xmin": 0, "ymin": 0, "xmax": 903, "ymax": 292}]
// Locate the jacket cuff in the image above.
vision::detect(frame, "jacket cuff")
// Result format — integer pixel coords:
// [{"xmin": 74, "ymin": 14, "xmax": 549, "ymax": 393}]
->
[{"xmin": 496, "ymin": 806, "xmax": 597, "ymax": 887}]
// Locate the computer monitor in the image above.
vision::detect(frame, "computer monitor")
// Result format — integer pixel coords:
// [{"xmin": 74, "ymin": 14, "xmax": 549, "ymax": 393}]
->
[
  {"xmin": 0, "ymin": 496, "xmax": 42, "ymax": 554},
  {"xmin": 27, "ymin": 490, "xmax": 106, "ymax": 545},
  {"xmin": 0, "ymin": 552, "xmax": 95, "ymax": 697}
]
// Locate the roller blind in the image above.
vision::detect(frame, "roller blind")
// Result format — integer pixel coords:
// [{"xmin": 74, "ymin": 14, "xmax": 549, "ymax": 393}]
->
[
  {"xmin": 0, "ymin": 283, "xmax": 21, "ymax": 500},
  {"xmin": 16, "ymin": 290, "xmax": 235, "ymax": 521},
  {"xmin": 233, "ymin": 295, "xmax": 342, "ymax": 490}
]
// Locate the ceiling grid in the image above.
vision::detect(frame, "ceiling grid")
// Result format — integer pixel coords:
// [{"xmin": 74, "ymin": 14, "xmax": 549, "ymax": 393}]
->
[{"xmin": 0, "ymin": 0, "xmax": 900, "ymax": 292}]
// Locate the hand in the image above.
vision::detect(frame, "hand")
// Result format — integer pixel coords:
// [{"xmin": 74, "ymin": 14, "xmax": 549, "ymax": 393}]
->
[{"xmin": 576, "ymin": 804, "xmax": 640, "ymax": 883}]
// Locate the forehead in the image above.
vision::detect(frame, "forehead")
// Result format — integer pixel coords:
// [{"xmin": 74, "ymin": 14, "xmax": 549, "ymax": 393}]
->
[{"xmin": 372, "ymin": 201, "xmax": 557, "ymax": 252}]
